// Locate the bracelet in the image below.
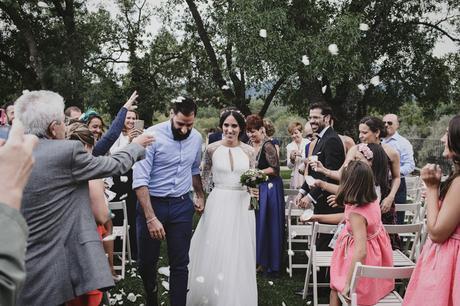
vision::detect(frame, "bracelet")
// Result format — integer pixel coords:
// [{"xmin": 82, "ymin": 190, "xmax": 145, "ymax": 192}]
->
[{"xmin": 146, "ymin": 217, "xmax": 158, "ymax": 224}]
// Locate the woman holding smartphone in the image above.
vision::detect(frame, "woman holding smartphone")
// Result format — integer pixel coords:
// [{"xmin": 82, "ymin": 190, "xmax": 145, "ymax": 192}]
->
[{"xmin": 109, "ymin": 110, "xmax": 143, "ymax": 261}]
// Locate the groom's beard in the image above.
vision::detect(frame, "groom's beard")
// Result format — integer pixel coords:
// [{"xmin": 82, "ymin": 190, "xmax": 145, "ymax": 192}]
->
[{"xmin": 171, "ymin": 120, "xmax": 192, "ymax": 141}]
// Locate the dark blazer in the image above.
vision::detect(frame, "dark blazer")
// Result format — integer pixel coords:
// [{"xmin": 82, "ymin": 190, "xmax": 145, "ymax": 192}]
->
[
  {"xmin": 300, "ymin": 126, "xmax": 345, "ymax": 215},
  {"xmin": 18, "ymin": 139, "xmax": 145, "ymax": 306},
  {"xmin": 208, "ymin": 132, "xmax": 223, "ymax": 144}
]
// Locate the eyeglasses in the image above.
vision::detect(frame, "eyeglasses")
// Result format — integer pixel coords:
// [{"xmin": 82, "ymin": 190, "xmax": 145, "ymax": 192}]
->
[{"xmin": 383, "ymin": 121, "xmax": 393, "ymax": 126}]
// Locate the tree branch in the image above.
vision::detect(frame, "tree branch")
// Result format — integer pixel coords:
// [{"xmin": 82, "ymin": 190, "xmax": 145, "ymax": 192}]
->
[
  {"xmin": 259, "ymin": 76, "xmax": 286, "ymax": 117},
  {"xmin": 185, "ymin": 0, "xmax": 235, "ymax": 100},
  {"xmin": 410, "ymin": 21, "xmax": 460, "ymax": 42}
]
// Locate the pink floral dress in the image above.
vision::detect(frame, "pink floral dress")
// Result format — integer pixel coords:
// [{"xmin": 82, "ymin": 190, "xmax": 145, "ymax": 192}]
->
[
  {"xmin": 403, "ymin": 200, "xmax": 460, "ymax": 306},
  {"xmin": 330, "ymin": 200, "xmax": 394, "ymax": 306}
]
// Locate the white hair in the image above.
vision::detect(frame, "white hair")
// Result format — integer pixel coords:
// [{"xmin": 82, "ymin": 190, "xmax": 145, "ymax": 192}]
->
[{"xmin": 14, "ymin": 90, "xmax": 65, "ymax": 136}]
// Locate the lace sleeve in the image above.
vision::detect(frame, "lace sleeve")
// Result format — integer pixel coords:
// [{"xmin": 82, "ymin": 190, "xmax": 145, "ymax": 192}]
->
[
  {"xmin": 240, "ymin": 143, "xmax": 256, "ymax": 169},
  {"xmin": 263, "ymin": 141, "xmax": 280, "ymax": 174},
  {"xmin": 201, "ymin": 142, "xmax": 220, "ymax": 193}
]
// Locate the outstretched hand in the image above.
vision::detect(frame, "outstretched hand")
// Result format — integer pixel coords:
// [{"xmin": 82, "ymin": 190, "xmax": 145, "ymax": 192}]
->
[{"xmin": 132, "ymin": 133, "xmax": 155, "ymax": 147}]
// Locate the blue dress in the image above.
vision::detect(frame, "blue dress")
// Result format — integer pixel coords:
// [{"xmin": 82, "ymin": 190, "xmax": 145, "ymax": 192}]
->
[{"xmin": 255, "ymin": 139, "xmax": 285, "ymax": 273}]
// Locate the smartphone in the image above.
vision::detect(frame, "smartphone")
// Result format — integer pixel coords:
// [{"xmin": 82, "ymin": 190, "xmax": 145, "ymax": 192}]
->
[{"xmin": 134, "ymin": 119, "xmax": 144, "ymax": 130}]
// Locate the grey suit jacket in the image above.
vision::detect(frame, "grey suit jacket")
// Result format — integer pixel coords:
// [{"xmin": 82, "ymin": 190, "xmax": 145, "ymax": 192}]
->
[
  {"xmin": 17, "ymin": 139, "xmax": 145, "ymax": 306},
  {"xmin": 0, "ymin": 203, "xmax": 28, "ymax": 306}
]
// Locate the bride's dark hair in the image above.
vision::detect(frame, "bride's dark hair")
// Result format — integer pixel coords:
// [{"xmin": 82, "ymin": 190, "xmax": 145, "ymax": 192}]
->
[{"xmin": 219, "ymin": 108, "xmax": 246, "ymax": 137}]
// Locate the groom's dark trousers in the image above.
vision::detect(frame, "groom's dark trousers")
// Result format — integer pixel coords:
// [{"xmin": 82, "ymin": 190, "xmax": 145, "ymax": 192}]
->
[{"xmin": 137, "ymin": 194, "xmax": 195, "ymax": 306}]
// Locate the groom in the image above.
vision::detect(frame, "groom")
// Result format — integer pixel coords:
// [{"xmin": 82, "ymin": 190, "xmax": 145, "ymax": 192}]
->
[{"xmin": 133, "ymin": 97, "xmax": 205, "ymax": 306}]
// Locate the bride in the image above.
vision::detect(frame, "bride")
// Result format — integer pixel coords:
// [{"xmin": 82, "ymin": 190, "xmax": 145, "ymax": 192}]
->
[{"xmin": 187, "ymin": 109, "xmax": 258, "ymax": 306}]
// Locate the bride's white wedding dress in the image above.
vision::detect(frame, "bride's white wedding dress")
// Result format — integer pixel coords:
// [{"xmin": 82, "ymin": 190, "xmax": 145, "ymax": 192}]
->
[{"xmin": 187, "ymin": 142, "xmax": 257, "ymax": 306}]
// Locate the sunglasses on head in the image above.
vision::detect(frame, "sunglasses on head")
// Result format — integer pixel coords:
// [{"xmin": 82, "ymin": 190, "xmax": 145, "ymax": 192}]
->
[{"xmin": 383, "ymin": 121, "xmax": 393, "ymax": 126}]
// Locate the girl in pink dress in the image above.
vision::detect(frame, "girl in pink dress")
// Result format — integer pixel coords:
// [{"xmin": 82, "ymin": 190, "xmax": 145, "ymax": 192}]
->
[
  {"xmin": 308, "ymin": 161, "xmax": 394, "ymax": 306},
  {"xmin": 403, "ymin": 115, "xmax": 460, "ymax": 306}
]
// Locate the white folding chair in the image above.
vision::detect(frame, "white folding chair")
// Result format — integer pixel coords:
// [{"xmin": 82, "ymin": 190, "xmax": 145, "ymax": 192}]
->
[
  {"xmin": 108, "ymin": 200, "xmax": 132, "ymax": 279},
  {"xmin": 302, "ymin": 222, "xmax": 338, "ymax": 306},
  {"xmin": 384, "ymin": 223, "xmax": 423, "ymax": 266},
  {"xmin": 395, "ymin": 202, "xmax": 422, "ymax": 224},
  {"xmin": 338, "ymin": 263, "xmax": 415, "ymax": 306},
  {"xmin": 284, "ymin": 189, "xmax": 313, "ymax": 277}
]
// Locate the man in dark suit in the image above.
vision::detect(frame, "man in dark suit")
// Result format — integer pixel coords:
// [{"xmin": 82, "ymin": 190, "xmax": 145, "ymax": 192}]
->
[{"xmin": 296, "ymin": 103, "xmax": 345, "ymax": 244}]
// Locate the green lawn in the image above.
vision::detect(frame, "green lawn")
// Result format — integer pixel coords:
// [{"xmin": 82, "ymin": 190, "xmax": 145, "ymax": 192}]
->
[{"xmin": 108, "ymin": 215, "xmax": 318, "ymax": 306}]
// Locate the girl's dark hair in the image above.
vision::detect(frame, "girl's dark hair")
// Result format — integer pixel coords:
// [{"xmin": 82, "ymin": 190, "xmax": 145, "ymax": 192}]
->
[
  {"xmin": 219, "ymin": 109, "xmax": 246, "ymax": 137},
  {"xmin": 66, "ymin": 122, "xmax": 95, "ymax": 147},
  {"xmin": 246, "ymin": 114, "xmax": 264, "ymax": 131},
  {"xmin": 360, "ymin": 116, "xmax": 387, "ymax": 139},
  {"xmin": 440, "ymin": 115, "xmax": 460, "ymax": 198},
  {"xmin": 366, "ymin": 143, "xmax": 391, "ymax": 200},
  {"xmin": 336, "ymin": 160, "xmax": 377, "ymax": 207}
]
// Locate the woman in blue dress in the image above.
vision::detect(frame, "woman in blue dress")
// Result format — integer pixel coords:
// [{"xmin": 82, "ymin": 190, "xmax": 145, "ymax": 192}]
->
[{"xmin": 246, "ymin": 115, "xmax": 285, "ymax": 276}]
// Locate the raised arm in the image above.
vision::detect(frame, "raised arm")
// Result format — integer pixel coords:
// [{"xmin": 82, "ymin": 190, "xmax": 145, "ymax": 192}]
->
[{"xmin": 93, "ymin": 91, "xmax": 138, "ymax": 156}]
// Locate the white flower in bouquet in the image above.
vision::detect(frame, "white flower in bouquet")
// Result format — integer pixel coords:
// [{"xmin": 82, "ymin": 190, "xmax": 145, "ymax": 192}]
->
[{"xmin": 370, "ymin": 75, "xmax": 380, "ymax": 86}]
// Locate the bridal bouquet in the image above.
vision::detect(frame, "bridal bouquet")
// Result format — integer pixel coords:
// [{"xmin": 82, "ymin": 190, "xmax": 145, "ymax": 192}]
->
[{"xmin": 240, "ymin": 169, "xmax": 268, "ymax": 210}]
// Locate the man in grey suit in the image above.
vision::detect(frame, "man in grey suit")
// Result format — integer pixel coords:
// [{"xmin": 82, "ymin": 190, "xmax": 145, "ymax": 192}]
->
[{"xmin": 14, "ymin": 90, "xmax": 154, "ymax": 306}]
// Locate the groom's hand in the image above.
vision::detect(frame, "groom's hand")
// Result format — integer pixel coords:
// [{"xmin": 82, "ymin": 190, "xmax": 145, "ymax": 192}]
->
[{"xmin": 147, "ymin": 219, "xmax": 166, "ymax": 240}]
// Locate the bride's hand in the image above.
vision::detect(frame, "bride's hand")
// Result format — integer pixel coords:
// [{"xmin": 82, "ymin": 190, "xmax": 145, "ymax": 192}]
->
[
  {"xmin": 248, "ymin": 187, "xmax": 259, "ymax": 200},
  {"xmin": 194, "ymin": 196, "xmax": 205, "ymax": 214}
]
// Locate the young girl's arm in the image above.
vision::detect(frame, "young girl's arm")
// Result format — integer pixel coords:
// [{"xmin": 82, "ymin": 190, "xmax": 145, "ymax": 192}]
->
[
  {"xmin": 423, "ymin": 170, "xmax": 460, "ymax": 243},
  {"xmin": 342, "ymin": 212, "xmax": 367, "ymax": 297},
  {"xmin": 89, "ymin": 179, "xmax": 110, "ymax": 225},
  {"xmin": 310, "ymin": 213, "xmax": 344, "ymax": 224}
]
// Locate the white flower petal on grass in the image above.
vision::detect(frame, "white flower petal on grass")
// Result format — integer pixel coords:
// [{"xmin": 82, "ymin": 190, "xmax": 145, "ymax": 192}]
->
[
  {"xmin": 127, "ymin": 293, "xmax": 137, "ymax": 302},
  {"xmin": 109, "ymin": 298, "xmax": 117, "ymax": 305},
  {"xmin": 328, "ymin": 44, "xmax": 339, "ymax": 55},
  {"xmin": 288, "ymin": 249, "xmax": 295, "ymax": 256},
  {"xmin": 268, "ymin": 182, "xmax": 273, "ymax": 189},
  {"xmin": 282, "ymin": 302, "xmax": 287, "ymax": 306},
  {"xmin": 196, "ymin": 276, "xmax": 205, "ymax": 283},
  {"xmin": 359, "ymin": 23, "xmax": 369, "ymax": 31},
  {"xmin": 162, "ymin": 280, "xmax": 170, "ymax": 291},
  {"xmin": 217, "ymin": 272, "xmax": 225, "ymax": 281},
  {"xmin": 221, "ymin": 84, "xmax": 230, "ymax": 90},
  {"xmin": 37, "ymin": 1, "xmax": 49, "ymax": 8},
  {"xmin": 322, "ymin": 85, "xmax": 327, "ymax": 94},
  {"xmin": 158, "ymin": 266, "xmax": 170, "ymax": 277},
  {"xmin": 268, "ymin": 281, "xmax": 274, "ymax": 286},
  {"xmin": 114, "ymin": 294, "xmax": 123, "ymax": 301},
  {"xmin": 301, "ymin": 55, "xmax": 310, "ymax": 66},
  {"xmin": 370, "ymin": 76, "xmax": 380, "ymax": 86},
  {"xmin": 307, "ymin": 301, "xmax": 312, "ymax": 305},
  {"xmin": 357, "ymin": 84, "xmax": 366, "ymax": 92},
  {"xmin": 259, "ymin": 29, "xmax": 267, "ymax": 38}
]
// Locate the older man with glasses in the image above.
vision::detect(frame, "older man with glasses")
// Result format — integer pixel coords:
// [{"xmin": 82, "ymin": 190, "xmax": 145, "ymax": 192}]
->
[
  {"xmin": 14, "ymin": 90, "xmax": 154, "ymax": 306},
  {"xmin": 382, "ymin": 113, "xmax": 415, "ymax": 224}
]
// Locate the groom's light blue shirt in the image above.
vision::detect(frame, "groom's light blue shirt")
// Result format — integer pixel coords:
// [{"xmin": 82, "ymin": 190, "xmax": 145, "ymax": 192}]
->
[{"xmin": 132, "ymin": 120, "xmax": 202, "ymax": 197}]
